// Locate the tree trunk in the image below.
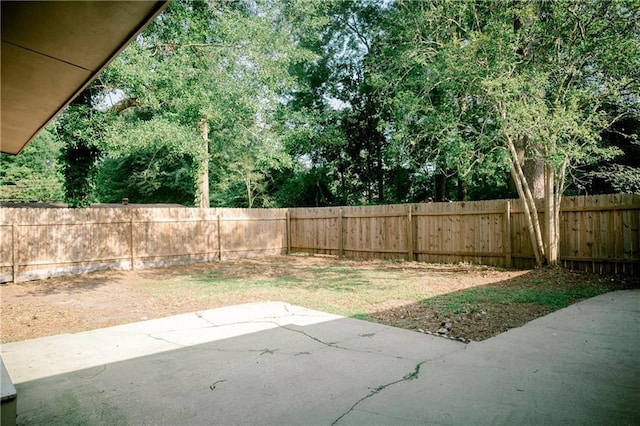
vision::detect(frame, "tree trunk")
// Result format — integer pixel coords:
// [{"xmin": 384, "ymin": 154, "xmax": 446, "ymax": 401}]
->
[
  {"xmin": 554, "ymin": 159, "xmax": 568, "ymax": 264},
  {"xmin": 506, "ymin": 135, "xmax": 545, "ymax": 267},
  {"xmin": 435, "ymin": 170, "xmax": 447, "ymax": 202},
  {"xmin": 245, "ymin": 176, "xmax": 253, "ymax": 208},
  {"xmin": 457, "ymin": 177, "xmax": 467, "ymax": 201},
  {"xmin": 518, "ymin": 144, "xmax": 545, "ymax": 199},
  {"xmin": 196, "ymin": 120, "xmax": 210, "ymax": 208},
  {"xmin": 544, "ymin": 164, "xmax": 558, "ymax": 265}
]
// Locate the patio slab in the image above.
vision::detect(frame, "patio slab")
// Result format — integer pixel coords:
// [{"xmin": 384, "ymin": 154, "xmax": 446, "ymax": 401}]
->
[{"xmin": 1, "ymin": 291, "xmax": 639, "ymax": 425}]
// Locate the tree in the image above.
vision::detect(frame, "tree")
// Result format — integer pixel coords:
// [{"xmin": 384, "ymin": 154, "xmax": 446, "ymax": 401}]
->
[
  {"xmin": 99, "ymin": 0, "xmax": 307, "ymax": 207},
  {"xmin": 577, "ymin": 107, "xmax": 640, "ymax": 194},
  {"xmin": 0, "ymin": 127, "xmax": 64, "ymax": 203},
  {"xmin": 96, "ymin": 118, "xmax": 203, "ymax": 204},
  {"xmin": 57, "ymin": 88, "xmax": 106, "ymax": 207},
  {"xmin": 281, "ymin": 0, "xmax": 397, "ymax": 205},
  {"xmin": 371, "ymin": 0, "xmax": 640, "ymax": 266}
]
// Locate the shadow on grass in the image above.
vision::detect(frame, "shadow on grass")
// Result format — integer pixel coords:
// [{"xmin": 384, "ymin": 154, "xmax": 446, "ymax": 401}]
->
[
  {"xmin": 15, "ymin": 273, "xmax": 119, "ymax": 297},
  {"xmin": 188, "ymin": 269, "xmax": 373, "ymax": 293},
  {"xmin": 359, "ymin": 267, "xmax": 640, "ymax": 342}
]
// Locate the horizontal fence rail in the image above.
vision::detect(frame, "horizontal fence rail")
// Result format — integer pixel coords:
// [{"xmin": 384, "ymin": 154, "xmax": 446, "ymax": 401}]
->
[
  {"xmin": 1, "ymin": 193, "xmax": 638, "ymax": 283},
  {"xmin": 0, "ymin": 207, "xmax": 288, "ymax": 283},
  {"xmin": 288, "ymin": 194, "xmax": 640, "ymax": 275}
]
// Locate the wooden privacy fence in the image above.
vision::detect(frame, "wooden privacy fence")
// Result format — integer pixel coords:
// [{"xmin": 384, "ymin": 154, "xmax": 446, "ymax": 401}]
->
[
  {"xmin": 289, "ymin": 194, "xmax": 640, "ymax": 275},
  {"xmin": 0, "ymin": 207, "xmax": 288, "ymax": 283},
  {"xmin": 0, "ymin": 193, "xmax": 638, "ymax": 283}
]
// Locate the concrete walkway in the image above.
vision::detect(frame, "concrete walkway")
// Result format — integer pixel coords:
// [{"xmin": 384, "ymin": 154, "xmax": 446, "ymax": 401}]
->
[{"xmin": 1, "ymin": 290, "xmax": 639, "ymax": 425}]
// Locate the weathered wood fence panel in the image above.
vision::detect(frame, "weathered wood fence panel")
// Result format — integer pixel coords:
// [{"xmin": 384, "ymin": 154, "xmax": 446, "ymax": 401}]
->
[
  {"xmin": 412, "ymin": 199, "xmax": 508, "ymax": 266},
  {"xmin": 218, "ymin": 208, "xmax": 289, "ymax": 260},
  {"xmin": 558, "ymin": 193, "xmax": 640, "ymax": 274},
  {"xmin": 342, "ymin": 204, "xmax": 409, "ymax": 259},
  {"xmin": 290, "ymin": 194, "xmax": 640, "ymax": 274},
  {"xmin": 0, "ymin": 207, "xmax": 288, "ymax": 283},
  {"xmin": 1, "ymin": 194, "xmax": 638, "ymax": 283},
  {"xmin": 288, "ymin": 206, "xmax": 342, "ymax": 256}
]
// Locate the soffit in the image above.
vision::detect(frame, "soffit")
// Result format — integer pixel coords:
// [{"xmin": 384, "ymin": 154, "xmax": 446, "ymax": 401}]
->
[{"xmin": 1, "ymin": 1, "xmax": 169, "ymax": 155}]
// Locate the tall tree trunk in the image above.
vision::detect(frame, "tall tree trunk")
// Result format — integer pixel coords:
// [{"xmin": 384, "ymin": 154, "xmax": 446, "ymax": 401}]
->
[
  {"xmin": 554, "ymin": 159, "xmax": 568, "ymax": 263},
  {"xmin": 523, "ymin": 156, "xmax": 545, "ymax": 199},
  {"xmin": 196, "ymin": 119, "xmax": 210, "ymax": 208},
  {"xmin": 245, "ymin": 175, "xmax": 253, "ymax": 208},
  {"xmin": 377, "ymin": 147, "xmax": 384, "ymax": 203},
  {"xmin": 506, "ymin": 135, "xmax": 545, "ymax": 267},
  {"xmin": 544, "ymin": 164, "xmax": 558, "ymax": 265},
  {"xmin": 435, "ymin": 170, "xmax": 447, "ymax": 202},
  {"xmin": 457, "ymin": 177, "xmax": 467, "ymax": 201},
  {"xmin": 517, "ymin": 143, "xmax": 545, "ymax": 199}
]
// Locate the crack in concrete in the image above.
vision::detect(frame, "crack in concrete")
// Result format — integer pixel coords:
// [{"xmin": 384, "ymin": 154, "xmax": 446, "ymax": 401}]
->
[
  {"xmin": 194, "ymin": 312, "xmax": 295, "ymax": 329},
  {"xmin": 188, "ymin": 344, "xmax": 308, "ymax": 358},
  {"xmin": 331, "ymin": 360, "xmax": 426, "ymax": 425},
  {"xmin": 148, "ymin": 313, "xmax": 411, "ymax": 362},
  {"xmin": 187, "ymin": 316, "xmax": 354, "ymax": 353},
  {"xmin": 195, "ymin": 311, "xmax": 217, "ymax": 326},
  {"xmin": 278, "ymin": 325, "xmax": 347, "ymax": 350},
  {"xmin": 88, "ymin": 364, "xmax": 107, "ymax": 379},
  {"xmin": 278, "ymin": 324, "xmax": 406, "ymax": 360},
  {"xmin": 194, "ymin": 306, "xmax": 327, "ymax": 328},
  {"xmin": 208, "ymin": 379, "xmax": 227, "ymax": 391},
  {"xmin": 146, "ymin": 334, "xmax": 184, "ymax": 347}
]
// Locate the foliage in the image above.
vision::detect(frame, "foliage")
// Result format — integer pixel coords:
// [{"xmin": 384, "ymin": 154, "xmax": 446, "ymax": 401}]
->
[
  {"xmin": 577, "ymin": 112, "xmax": 640, "ymax": 194},
  {"xmin": 97, "ymin": 0, "xmax": 308, "ymax": 207},
  {"xmin": 56, "ymin": 93, "xmax": 107, "ymax": 207},
  {"xmin": 280, "ymin": 0, "xmax": 398, "ymax": 205},
  {"xmin": 12, "ymin": 0, "xmax": 639, "ymax": 210},
  {"xmin": 267, "ymin": 165, "xmax": 339, "ymax": 207},
  {"xmin": 0, "ymin": 128, "xmax": 64, "ymax": 202},
  {"xmin": 369, "ymin": 0, "xmax": 640, "ymax": 264},
  {"xmin": 96, "ymin": 118, "xmax": 203, "ymax": 204},
  {"xmin": 589, "ymin": 164, "xmax": 640, "ymax": 194}
]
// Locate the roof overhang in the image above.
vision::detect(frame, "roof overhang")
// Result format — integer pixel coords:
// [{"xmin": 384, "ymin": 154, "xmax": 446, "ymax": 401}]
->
[{"xmin": 1, "ymin": 1, "xmax": 170, "ymax": 155}]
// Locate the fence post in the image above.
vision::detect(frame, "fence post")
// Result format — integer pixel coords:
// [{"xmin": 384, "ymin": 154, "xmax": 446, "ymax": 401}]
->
[
  {"xmin": 504, "ymin": 200, "xmax": 512, "ymax": 267},
  {"xmin": 407, "ymin": 205, "xmax": 414, "ymax": 261},
  {"xmin": 129, "ymin": 213, "xmax": 135, "ymax": 270},
  {"xmin": 12, "ymin": 224, "xmax": 18, "ymax": 283},
  {"xmin": 217, "ymin": 214, "xmax": 222, "ymax": 261},
  {"xmin": 286, "ymin": 209, "xmax": 291, "ymax": 255},
  {"xmin": 338, "ymin": 208, "xmax": 344, "ymax": 258}
]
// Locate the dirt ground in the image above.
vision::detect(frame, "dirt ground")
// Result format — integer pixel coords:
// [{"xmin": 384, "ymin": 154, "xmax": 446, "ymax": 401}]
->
[{"xmin": 1, "ymin": 255, "xmax": 636, "ymax": 343}]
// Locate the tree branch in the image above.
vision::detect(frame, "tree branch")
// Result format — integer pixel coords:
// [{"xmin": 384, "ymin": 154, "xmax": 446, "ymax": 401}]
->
[{"xmin": 110, "ymin": 98, "xmax": 141, "ymax": 114}]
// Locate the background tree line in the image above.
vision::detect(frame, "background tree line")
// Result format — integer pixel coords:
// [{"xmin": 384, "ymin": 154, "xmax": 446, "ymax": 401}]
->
[{"xmin": 2, "ymin": 0, "xmax": 639, "ymax": 221}]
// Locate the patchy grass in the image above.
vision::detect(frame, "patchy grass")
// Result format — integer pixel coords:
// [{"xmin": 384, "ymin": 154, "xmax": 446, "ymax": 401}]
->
[
  {"xmin": 1, "ymin": 256, "xmax": 637, "ymax": 343},
  {"xmin": 132, "ymin": 261, "xmax": 436, "ymax": 317},
  {"xmin": 366, "ymin": 267, "xmax": 639, "ymax": 341},
  {"xmin": 423, "ymin": 285, "xmax": 607, "ymax": 313}
]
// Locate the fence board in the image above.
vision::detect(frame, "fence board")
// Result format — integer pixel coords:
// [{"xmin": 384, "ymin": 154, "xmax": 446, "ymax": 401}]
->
[
  {"xmin": 289, "ymin": 194, "xmax": 639, "ymax": 273},
  {"xmin": 1, "ymin": 194, "xmax": 638, "ymax": 283},
  {"xmin": 1, "ymin": 207, "xmax": 288, "ymax": 282}
]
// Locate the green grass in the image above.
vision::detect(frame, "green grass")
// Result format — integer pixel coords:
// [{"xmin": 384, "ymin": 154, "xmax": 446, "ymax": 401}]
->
[
  {"xmin": 137, "ymin": 263, "xmax": 413, "ymax": 317},
  {"xmin": 133, "ymin": 258, "xmax": 631, "ymax": 323},
  {"xmin": 5, "ymin": 257, "xmax": 635, "ymax": 344},
  {"xmin": 420, "ymin": 277, "xmax": 613, "ymax": 314}
]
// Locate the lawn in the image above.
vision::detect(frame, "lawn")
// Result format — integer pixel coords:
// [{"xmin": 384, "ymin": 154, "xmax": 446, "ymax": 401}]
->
[{"xmin": 1, "ymin": 255, "xmax": 637, "ymax": 343}]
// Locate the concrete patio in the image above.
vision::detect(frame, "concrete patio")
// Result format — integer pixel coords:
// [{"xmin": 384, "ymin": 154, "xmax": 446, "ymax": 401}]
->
[{"xmin": 1, "ymin": 290, "xmax": 639, "ymax": 425}]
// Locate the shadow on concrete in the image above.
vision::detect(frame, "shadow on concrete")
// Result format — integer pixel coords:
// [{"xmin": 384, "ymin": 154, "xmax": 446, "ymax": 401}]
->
[
  {"xmin": 3, "ymin": 297, "xmax": 640, "ymax": 425},
  {"xmin": 12, "ymin": 324, "xmax": 449, "ymax": 425},
  {"xmin": 4, "ymin": 303, "xmax": 462, "ymax": 425}
]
